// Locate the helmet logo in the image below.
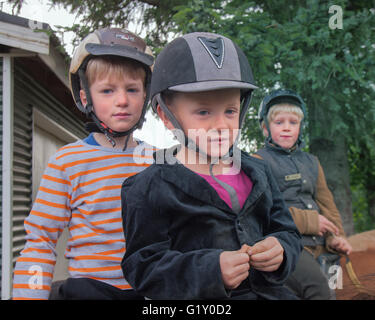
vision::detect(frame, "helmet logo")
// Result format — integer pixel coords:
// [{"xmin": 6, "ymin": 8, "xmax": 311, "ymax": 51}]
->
[
  {"xmin": 198, "ymin": 37, "xmax": 225, "ymax": 69},
  {"xmin": 115, "ymin": 33, "xmax": 135, "ymax": 42}
]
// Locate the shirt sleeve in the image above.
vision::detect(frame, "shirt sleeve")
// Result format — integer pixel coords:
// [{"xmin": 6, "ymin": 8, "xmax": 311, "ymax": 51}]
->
[
  {"xmin": 121, "ymin": 175, "xmax": 229, "ymax": 300},
  {"xmin": 12, "ymin": 156, "xmax": 71, "ymax": 300},
  {"xmin": 314, "ymin": 160, "xmax": 346, "ymax": 250},
  {"xmin": 288, "ymin": 207, "xmax": 320, "ymax": 235}
]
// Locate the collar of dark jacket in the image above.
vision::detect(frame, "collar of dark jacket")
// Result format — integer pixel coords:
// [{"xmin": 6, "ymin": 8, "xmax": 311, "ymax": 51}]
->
[
  {"xmin": 264, "ymin": 140, "xmax": 304, "ymax": 155},
  {"xmin": 153, "ymin": 147, "xmax": 269, "ymax": 215}
]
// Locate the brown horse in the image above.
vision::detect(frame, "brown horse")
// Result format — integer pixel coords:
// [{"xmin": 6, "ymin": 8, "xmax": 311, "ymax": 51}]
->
[{"xmin": 335, "ymin": 230, "xmax": 375, "ymax": 300}]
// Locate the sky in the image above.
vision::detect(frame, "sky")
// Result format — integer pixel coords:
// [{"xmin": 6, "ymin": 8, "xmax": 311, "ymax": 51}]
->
[{"xmin": 2, "ymin": 0, "xmax": 176, "ymax": 149}]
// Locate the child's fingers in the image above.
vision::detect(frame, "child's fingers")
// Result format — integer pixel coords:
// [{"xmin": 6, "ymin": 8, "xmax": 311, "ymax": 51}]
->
[
  {"xmin": 248, "ymin": 237, "xmax": 284, "ymax": 271},
  {"xmin": 250, "ymin": 251, "xmax": 283, "ymax": 269},
  {"xmin": 319, "ymin": 216, "xmax": 339, "ymax": 235},
  {"xmin": 224, "ymin": 261, "xmax": 250, "ymax": 278},
  {"xmin": 234, "ymin": 252, "xmax": 250, "ymax": 265},
  {"xmin": 325, "ymin": 223, "xmax": 339, "ymax": 236},
  {"xmin": 235, "ymin": 269, "xmax": 250, "ymax": 283},
  {"xmin": 238, "ymin": 244, "xmax": 252, "ymax": 255},
  {"xmin": 220, "ymin": 250, "xmax": 250, "ymax": 289},
  {"xmin": 225, "ymin": 270, "xmax": 250, "ymax": 289},
  {"xmin": 251, "ymin": 261, "xmax": 281, "ymax": 272},
  {"xmin": 248, "ymin": 237, "xmax": 281, "ymax": 256},
  {"xmin": 221, "ymin": 251, "xmax": 249, "ymax": 269},
  {"xmin": 247, "ymin": 240, "xmax": 268, "ymax": 256},
  {"xmin": 331, "ymin": 237, "xmax": 352, "ymax": 255}
]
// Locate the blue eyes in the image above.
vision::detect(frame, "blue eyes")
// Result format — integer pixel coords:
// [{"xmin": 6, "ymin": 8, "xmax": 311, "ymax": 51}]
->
[
  {"xmin": 275, "ymin": 121, "xmax": 298, "ymax": 125},
  {"xmin": 197, "ymin": 110, "xmax": 237, "ymax": 116},
  {"xmin": 198, "ymin": 110, "xmax": 209, "ymax": 116},
  {"xmin": 127, "ymin": 88, "xmax": 139, "ymax": 93},
  {"xmin": 101, "ymin": 88, "xmax": 139, "ymax": 94}
]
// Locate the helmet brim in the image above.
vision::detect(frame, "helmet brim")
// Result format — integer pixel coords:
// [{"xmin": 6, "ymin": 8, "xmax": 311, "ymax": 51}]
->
[
  {"xmin": 85, "ymin": 43, "xmax": 154, "ymax": 67},
  {"xmin": 169, "ymin": 80, "xmax": 257, "ymax": 93}
]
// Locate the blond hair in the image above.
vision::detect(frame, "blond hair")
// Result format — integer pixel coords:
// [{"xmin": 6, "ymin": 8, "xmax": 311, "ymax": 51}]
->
[
  {"xmin": 267, "ymin": 103, "xmax": 304, "ymax": 123},
  {"xmin": 260, "ymin": 103, "xmax": 304, "ymax": 137},
  {"xmin": 85, "ymin": 56, "xmax": 146, "ymax": 87}
]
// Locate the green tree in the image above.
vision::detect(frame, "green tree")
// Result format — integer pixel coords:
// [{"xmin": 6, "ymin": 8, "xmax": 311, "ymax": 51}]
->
[{"xmin": 8, "ymin": 0, "xmax": 186, "ymax": 48}]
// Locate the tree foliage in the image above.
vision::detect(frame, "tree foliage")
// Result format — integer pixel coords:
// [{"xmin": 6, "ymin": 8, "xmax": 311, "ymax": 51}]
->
[{"xmin": 8, "ymin": 0, "xmax": 187, "ymax": 48}]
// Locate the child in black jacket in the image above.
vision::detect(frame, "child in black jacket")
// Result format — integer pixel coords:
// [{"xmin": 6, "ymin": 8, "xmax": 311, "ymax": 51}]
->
[{"xmin": 121, "ymin": 32, "xmax": 302, "ymax": 300}]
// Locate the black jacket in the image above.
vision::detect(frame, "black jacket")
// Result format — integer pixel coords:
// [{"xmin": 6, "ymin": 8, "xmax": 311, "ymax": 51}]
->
[
  {"xmin": 257, "ymin": 142, "xmax": 320, "ymax": 209},
  {"xmin": 121, "ymin": 150, "xmax": 302, "ymax": 300}
]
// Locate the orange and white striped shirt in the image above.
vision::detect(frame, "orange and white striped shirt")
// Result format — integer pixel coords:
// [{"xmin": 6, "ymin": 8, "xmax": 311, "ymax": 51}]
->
[{"xmin": 12, "ymin": 139, "xmax": 154, "ymax": 300}]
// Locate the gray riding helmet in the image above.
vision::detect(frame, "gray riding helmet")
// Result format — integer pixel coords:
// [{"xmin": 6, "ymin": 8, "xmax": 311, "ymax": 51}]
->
[
  {"xmin": 150, "ymin": 32, "xmax": 257, "ymax": 133},
  {"xmin": 150, "ymin": 32, "xmax": 257, "ymax": 213}
]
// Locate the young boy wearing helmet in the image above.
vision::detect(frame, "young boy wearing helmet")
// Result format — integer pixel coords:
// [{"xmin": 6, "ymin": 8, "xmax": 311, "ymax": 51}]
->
[
  {"xmin": 120, "ymin": 32, "xmax": 302, "ymax": 300},
  {"xmin": 12, "ymin": 28, "xmax": 154, "ymax": 300},
  {"xmin": 255, "ymin": 89, "xmax": 352, "ymax": 299}
]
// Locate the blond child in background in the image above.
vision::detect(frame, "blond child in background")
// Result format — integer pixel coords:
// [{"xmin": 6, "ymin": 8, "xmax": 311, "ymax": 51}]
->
[{"xmin": 255, "ymin": 89, "xmax": 352, "ymax": 299}]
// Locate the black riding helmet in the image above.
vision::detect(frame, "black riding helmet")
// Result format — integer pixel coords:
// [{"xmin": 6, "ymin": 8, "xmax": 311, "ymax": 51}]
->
[
  {"xmin": 258, "ymin": 89, "xmax": 307, "ymax": 147},
  {"xmin": 150, "ymin": 32, "xmax": 257, "ymax": 213},
  {"xmin": 150, "ymin": 32, "xmax": 257, "ymax": 156},
  {"xmin": 69, "ymin": 28, "xmax": 154, "ymax": 147}
]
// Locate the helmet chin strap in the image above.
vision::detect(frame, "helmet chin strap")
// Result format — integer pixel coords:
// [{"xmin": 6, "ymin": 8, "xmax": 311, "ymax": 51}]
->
[
  {"xmin": 156, "ymin": 93, "xmax": 251, "ymax": 213},
  {"xmin": 88, "ymin": 113, "xmax": 134, "ymax": 151},
  {"xmin": 155, "ymin": 92, "xmax": 251, "ymax": 163},
  {"xmin": 156, "ymin": 93, "xmax": 230, "ymax": 161}
]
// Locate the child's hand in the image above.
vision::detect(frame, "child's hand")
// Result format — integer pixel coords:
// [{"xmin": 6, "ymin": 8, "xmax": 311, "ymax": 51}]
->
[
  {"xmin": 328, "ymin": 236, "xmax": 352, "ymax": 255},
  {"xmin": 318, "ymin": 215, "xmax": 339, "ymax": 236},
  {"xmin": 220, "ymin": 245, "xmax": 250, "ymax": 289},
  {"xmin": 248, "ymin": 237, "xmax": 284, "ymax": 272}
]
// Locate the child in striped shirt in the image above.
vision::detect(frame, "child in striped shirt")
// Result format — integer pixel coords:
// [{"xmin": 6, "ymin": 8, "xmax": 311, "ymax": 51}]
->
[{"xmin": 12, "ymin": 28, "xmax": 154, "ymax": 300}]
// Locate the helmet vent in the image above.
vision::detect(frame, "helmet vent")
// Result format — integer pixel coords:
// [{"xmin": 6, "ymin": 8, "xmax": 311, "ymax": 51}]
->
[
  {"xmin": 115, "ymin": 33, "xmax": 135, "ymax": 42},
  {"xmin": 198, "ymin": 36, "xmax": 224, "ymax": 69}
]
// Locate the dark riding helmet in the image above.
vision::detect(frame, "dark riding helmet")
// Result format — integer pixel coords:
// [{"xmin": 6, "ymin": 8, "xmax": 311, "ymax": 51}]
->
[
  {"xmin": 258, "ymin": 89, "xmax": 306, "ymax": 146},
  {"xmin": 150, "ymin": 32, "xmax": 257, "ymax": 213},
  {"xmin": 69, "ymin": 28, "xmax": 154, "ymax": 146},
  {"xmin": 150, "ymin": 32, "xmax": 257, "ymax": 134}
]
